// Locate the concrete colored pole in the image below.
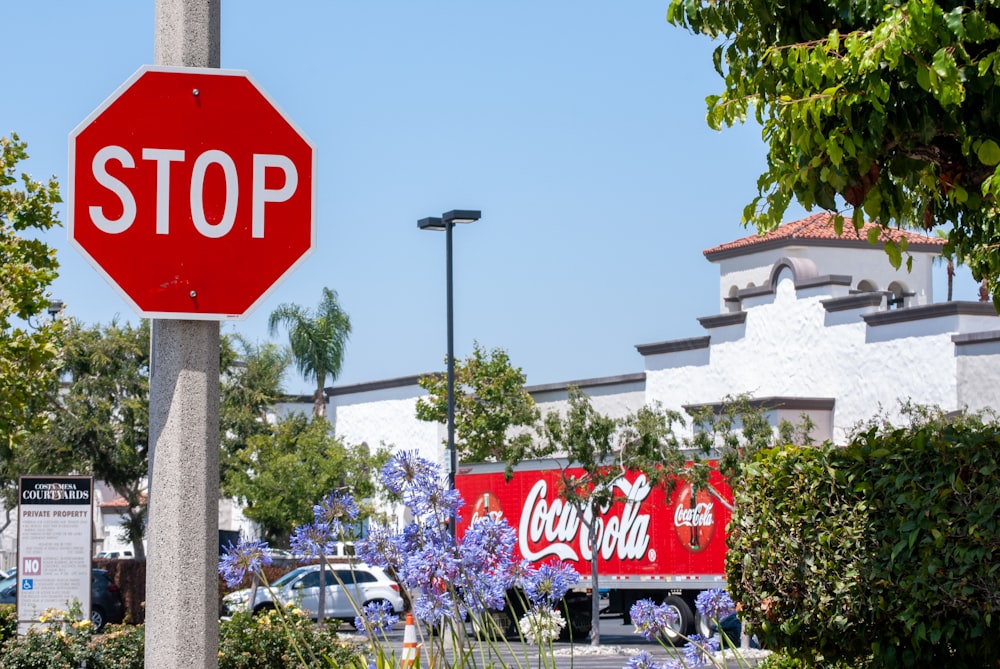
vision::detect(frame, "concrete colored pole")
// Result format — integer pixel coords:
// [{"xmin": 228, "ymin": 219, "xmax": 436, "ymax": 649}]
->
[{"xmin": 146, "ymin": 2, "xmax": 222, "ymax": 668}]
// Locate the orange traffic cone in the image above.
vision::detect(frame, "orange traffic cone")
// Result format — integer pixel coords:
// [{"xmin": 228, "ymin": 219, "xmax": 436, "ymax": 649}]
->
[{"xmin": 401, "ymin": 613, "xmax": 420, "ymax": 669}]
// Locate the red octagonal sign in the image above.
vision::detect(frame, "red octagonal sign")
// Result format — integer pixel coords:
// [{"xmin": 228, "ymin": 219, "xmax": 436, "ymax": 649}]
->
[{"xmin": 68, "ymin": 66, "xmax": 316, "ymax": 320}]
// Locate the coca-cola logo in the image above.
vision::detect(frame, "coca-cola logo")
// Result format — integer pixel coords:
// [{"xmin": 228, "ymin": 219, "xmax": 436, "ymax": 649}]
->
[
  {"xmin": 518, "ymin": 475, "xmax": 652, "ymax": 563},
  {"xmin": 469, "ymin": 491, "xmax": 504, "ymax": 524},
  {"xmin": 673, "ymin": 484, "xmax": 715, "ymax": 554}
]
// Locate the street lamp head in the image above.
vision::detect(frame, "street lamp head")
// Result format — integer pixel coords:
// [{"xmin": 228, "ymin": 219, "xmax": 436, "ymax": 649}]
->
[
  {"xmin": 442, "ymin": 209, "xmax": 481, "ymax": 225},
  {"xmin": 417, "ymin": 216, "xmax": 446, "ymax": 231}
]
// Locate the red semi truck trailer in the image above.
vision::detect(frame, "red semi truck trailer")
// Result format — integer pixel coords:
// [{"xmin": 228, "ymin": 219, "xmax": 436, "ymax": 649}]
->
[{"xmin": 455, "ymin": 459, "xmax": 734, "ymax": 638}]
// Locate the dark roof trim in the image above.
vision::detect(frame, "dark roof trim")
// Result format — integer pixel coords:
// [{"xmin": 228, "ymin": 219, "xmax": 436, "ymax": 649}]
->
[
  {"xmin": 683, "ymin": 396, "xmax": 836, "ymax": 416},
  {"xmin": 862, "ymin": 301, "xmax": 999, "ymax": 327},
  {"xmin": 698, "ymin": 312, "xmax": 747, "ymax": 329},
  {"xmin": 320, "ymin": 373, "xmax": 425, "ymax": 400},
  {"xmin": 526, "ymin": 372, "xmax": 646, "ymax": 395},
  {"xmin": 636, "ymin": 336, "xmax": 711, "ymax": 357},
  {"xmin": 822, "ymin": 292, "xmax": 885, "ymax": 313},
  {"xmin": 796, "ymin": 274, "xmax": 853, "ymax": 290},
  {"xmin": 705, "ymin": 235, "xmax": 946, "ymax": 261},
  {"xmin": 282, "ymin": 371, "xmax": 649, "ymax": 404},
  {"xmin": 952, "ymin": 329, "xmax": 1000, "ymax": 345}
]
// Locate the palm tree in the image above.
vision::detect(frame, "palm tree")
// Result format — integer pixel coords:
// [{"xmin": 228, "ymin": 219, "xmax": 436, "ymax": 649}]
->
[
  {"xmin": 268, "ymin": 288, "xmax": 351, "ymax": 419},
  {"xmin": 933, "ymin": 229, "xmax": 955, "ymax": 301}
]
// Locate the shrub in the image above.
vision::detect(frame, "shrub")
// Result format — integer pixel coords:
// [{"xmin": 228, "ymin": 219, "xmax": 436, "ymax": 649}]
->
[
  {"xmin": 0, "ymin": 611, "xmax": 93, "ymax": 669},
  {"xmin": 728, "ymin": 407, "xmax": 1000, "ymax": 668},
  {"xmin": 0, "ymin": 605, "xmax": 15, "ymax": 646},
  {"xmin": 756, "ymin": 652, "xmax": 860, "ymax": 669},
  {"xmin": 217, "ymin": 608, "xmax": 361, "ymax": 669},
  {"xmin": 727, "ymin": 442, "xmax": 875, "ymax": 664},
  {"xmin": 94, "ymin": 558, "xmax": 146, "ymax": 624},
  {"xmin": 92, "ymin": 624, "xmax": 145, "ymax": 669},
  {"xmin": 0, "ymin": 605, "xmax": 359, "ymax": 669}
]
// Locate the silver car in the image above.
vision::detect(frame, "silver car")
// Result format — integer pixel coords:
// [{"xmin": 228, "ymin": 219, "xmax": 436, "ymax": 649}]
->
[{"xmin": 222, "ymin": 563, "xmax": 404, "ymax": 624}]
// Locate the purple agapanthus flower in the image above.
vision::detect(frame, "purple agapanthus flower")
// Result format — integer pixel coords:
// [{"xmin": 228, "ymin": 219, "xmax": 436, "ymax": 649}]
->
[
  {"xmin": 400, "ymin": 542, "xmax": 460, "ymax": 593},
  {"xmin": 629, "ymin": 599, "xmax": 679, "ymax": 641},
  {"xmin": 623, "ymin": 650, "xmax": 664, "ymax": 669},
  {"xmin": 455, "ymin": 515, "xmax": 517, "ymax": 613},
  {"xmin": 356, "ymin": 525, "xmax": 403, "ymax": 572},
  {"xmin": 520, "ymin": 559, "xmax": 580, "ymax": 607},
  {"xmin": 457, "ymin": 572, "xmax": 509, "ymax": 614},
  {"xmin": 314, "ymin": 490, "xmax": 359, "ymax": 535},
  {"xmin": 460, "ymin": 514, "xmax": 517, "ymax": 576},
  {"xmin": 408, "ymin": 484, "xmax": 464, "ymax": 527},
  {"xmin": 218, "ymin": 538, "xmax": 271, "ymax": 588},
  {"xmin": 355, "ymin": 599, "xmax": 399, "ymax": 634},
  {"xmin": 412, "ymin": 584, "xmax": 456, "ymax": 624},
  {"xmin": 682, "ymin": 634, "xmax": 720, "ymax": 666},
  {"xmin": 290, "ymin": 520, "xmax": 338, "ymax": 559},
  {"xmin": 694, "ymin": 588, "xmax": 736, "ymax": 622},
  {"xmin": 381, "ymin": 450, "xmax": 439, "ymax": 496}
]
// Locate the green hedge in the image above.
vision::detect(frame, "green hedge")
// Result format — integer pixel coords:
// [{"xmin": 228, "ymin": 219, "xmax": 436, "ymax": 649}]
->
[
  {"xmin": 727, "ymin": 410, "xmax": 1000, "ymax": 668},
  {"xmin": 0, "ymin": 613, "xmax": 360, "ymax": 668},
  {"xmin": 93, "ymin": 558, "xmax": 146, "ymax": 624}
]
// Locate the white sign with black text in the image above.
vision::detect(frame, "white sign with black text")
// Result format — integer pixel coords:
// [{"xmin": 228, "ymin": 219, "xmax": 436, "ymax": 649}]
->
[{"xmin": 16, "ymin": 476, "xmax": 93, "ymax": 633}]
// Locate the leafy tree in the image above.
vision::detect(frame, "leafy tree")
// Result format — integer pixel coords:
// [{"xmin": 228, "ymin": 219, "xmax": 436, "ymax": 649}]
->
[
  {"xmin": 42, "ymin": 319, "xmax": 150, "ymax": 557},
  {"xmin": 667, "ymin": 0, "xmax": 1000, "ymax": 301},
  {"xmin": 33, "ymin": 323, "xmax": 291, "ymax": 556},
  {"xmin": 538, "ymin": 387, "xmax": 620, "ymax": 646},
  {"xmin": 268, "ymin": 288, "xmax": 351, "ymax": 419},
  {"xmin": 656, "ymin": 394, "xmax": 816, "ymax": 511},
  {"xmin": 224, "ymin": 413, "xmax": 386, "ymax": 545},
  {"xmin": 0, "ymin": 134, "xmax": 63, "ymax": 534},
  {"xmin": 219, "ymin": 334, "xmax": 289, "ymax": 493},
  {"xmin": 415, "ymin": 342, "xmax": 541, "ymax": 474},
  {"xmin": 539, "ymin": 390, "xmax": 814, "ymax": 645}
]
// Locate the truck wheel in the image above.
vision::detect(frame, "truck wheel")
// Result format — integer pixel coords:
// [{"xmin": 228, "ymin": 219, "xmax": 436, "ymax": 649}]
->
[
  {"xmin": 695, "ymin": 611, "xmax": 714, "ymax": 638},
  {"xmin": 662, "ymin": 596, "xmax": 694, "ymax": 644},
  {"xmin": 558, "ymin": 608, "xmax": 592, "ymax": 641},
  {"xmin": 489, "ymin": 608, "xmax": 518, "ymax": 638}
]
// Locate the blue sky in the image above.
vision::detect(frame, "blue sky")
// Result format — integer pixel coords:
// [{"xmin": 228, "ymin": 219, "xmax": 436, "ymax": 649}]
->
[{"xmin": 6, "ymin": 2, "xmax": 978, "ymax": 394}]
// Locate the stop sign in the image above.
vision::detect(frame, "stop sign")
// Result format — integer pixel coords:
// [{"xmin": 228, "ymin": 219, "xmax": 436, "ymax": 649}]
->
[{"xmin": 68, "ymin": 66, "xmax": 316, "ymax": 320}]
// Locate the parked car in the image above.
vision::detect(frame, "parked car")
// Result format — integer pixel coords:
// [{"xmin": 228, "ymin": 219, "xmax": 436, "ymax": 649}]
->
[
  {"xmin": 96, "ymin": 551, "xmax": 133, "ymax": 559},
  {"xmin": 222, "ymin": 563, "xmax": 403, "ymax": 624},
  {"xmin": 0, "ymin": 568, "xmax": 126, "ymax": 631},
  {"xmin": 0, "ymin": 567, "xmax": 14, "ymax": 580}
]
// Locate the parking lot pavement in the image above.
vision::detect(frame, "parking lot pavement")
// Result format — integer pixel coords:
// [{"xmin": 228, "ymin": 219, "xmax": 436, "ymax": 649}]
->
[{"xmin": 342, "ymin": 613, "xmax": 769, "ymax": 668}]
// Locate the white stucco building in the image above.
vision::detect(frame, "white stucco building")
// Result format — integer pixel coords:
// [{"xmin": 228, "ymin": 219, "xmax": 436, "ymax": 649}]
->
[
  {"xmin": 281, "ymin": 214, "xmax": 1000, "ymax": 476},
  {"xmin": 4, "ymin": 214, "xmax": 996, "ymax": 562}
]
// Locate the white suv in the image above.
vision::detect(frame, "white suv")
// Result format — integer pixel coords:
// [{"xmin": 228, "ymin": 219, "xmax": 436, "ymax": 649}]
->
[{"xmin": 223, "ymin": 563, "xmax": 404, "ymax": 624}]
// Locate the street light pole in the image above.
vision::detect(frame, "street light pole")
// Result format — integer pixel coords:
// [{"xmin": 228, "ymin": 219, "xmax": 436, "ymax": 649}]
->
[
  {"xmin": 418, "ymin": 209, "xmax": 481, "ymax": 536},
  {"xmin": 445, "ymin": 216, "xmax": 456, "ymax": 501}
]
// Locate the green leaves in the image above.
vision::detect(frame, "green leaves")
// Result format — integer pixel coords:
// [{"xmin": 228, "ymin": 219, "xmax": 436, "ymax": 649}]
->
[
  {"xmin": 416, "ymin": 342, "xmax": 540, "ymax": 469},
  {"xmin": 268, "ymin": 287, "xmax": 351, "ymax": 419},
  {"xmin": 729, "ymin": 407, "xmax": 1000, "ymax": 666},
  {"xmin": 977, "ymin": 139, "xmax": 1000, "ymax": 166},
  {"xmin": 667, "ymin": 0, "xmax": 1000, "ymax": 303},
  {"xmin": 0, "ymin": 134, "xmax": 63, "ymax": 512},
  {"xmin": 226, "ymin": 414, "xmax": 385, "ymax": 545}
]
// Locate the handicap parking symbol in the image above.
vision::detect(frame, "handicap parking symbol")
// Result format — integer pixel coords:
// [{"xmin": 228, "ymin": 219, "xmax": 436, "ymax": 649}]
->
[{"xmin": 20, "ymin": 578, "xmax": 33, "ymax": 591}]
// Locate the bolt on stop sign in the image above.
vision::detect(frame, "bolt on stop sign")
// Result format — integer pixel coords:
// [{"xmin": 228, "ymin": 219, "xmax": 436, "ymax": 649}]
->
[{"xmin": 68, "ymin": 66, "xmax": 316, "ymax": 320}]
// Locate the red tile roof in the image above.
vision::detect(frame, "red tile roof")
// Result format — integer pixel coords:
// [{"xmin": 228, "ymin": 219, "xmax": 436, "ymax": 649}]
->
[
  {"xmin": 703, "ymin": 213, "xmax": 946, "ymax": 259},
  {"xmin": 100, "ymin": 493, "xmax": 147, "ymax": 509}
]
